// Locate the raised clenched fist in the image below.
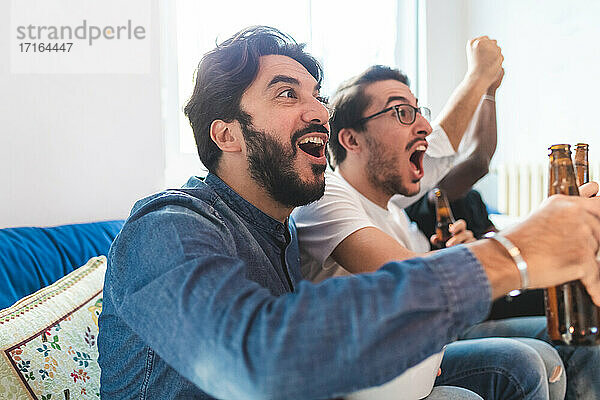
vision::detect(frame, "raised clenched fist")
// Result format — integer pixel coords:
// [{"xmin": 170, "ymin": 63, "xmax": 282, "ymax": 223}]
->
[{"xmin": 466, "ymin": 36, "xmax": 504, "ymax": 89}]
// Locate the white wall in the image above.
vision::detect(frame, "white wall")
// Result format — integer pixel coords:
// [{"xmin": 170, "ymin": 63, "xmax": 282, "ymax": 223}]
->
[
  {"xmin": 424, "ymin": 0, "xmax": 469, "ymax": 117},
  {"xmin": 424, "ymin": 0, "xmax": 600, "ymax": 209},
  {"xmin": 427, "ymin": 0, "xmax": 600, "ymax": 164},
  {"xmin": 464, "ymin": 0, "xmax": 600, "ymax": 166},
  {"xmin": 0, "ymin": 1, "xmax": 165, "ymax": 228}
]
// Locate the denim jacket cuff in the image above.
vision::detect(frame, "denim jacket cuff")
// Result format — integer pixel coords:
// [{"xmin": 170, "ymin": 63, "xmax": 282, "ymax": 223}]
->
[{"xmin": 424, "ymin": 246, "xmax": 492, "ymax": 338}]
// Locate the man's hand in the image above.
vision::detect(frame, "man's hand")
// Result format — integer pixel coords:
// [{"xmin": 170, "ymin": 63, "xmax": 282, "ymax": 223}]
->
[
  {"xmin": 466, "ymin": 36, "xmax": 504, "ymax": 89},
  {"xmin": 470, "ymin": 189, "xmax": 600, "ymax": 302},
  {"xmin": 505, "ymin": 194, "xmax": 600, "ymax": 303},
  {"xmin": 430, "ymin": 219, "xmax": 475, "ymax": 248}
]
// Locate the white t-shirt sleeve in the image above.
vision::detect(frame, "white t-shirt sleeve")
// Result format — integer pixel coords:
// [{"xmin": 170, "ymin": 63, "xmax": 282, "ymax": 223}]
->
[
  {"xmin": 292, "ymin": 172, "xmax": 376, "ymax": 268},
  {"xmin": 423, "ymin": 124, "xmax": 456, "ymax": 158}
]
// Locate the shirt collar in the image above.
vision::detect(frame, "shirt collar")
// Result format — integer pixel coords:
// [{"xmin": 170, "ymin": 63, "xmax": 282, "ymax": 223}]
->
[{"xmin": 186, "ymin": 174, "xmax": 289, "ymax": 243}]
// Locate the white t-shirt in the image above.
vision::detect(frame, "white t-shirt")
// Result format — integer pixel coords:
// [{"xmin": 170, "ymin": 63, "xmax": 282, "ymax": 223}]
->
[
  {"xmin": 293, "ymin": 169, "xmax": 432, "ymax": 282},
  {"xmin": 292, "ymin": 125, "xmax": 469, "ymax": 397}
]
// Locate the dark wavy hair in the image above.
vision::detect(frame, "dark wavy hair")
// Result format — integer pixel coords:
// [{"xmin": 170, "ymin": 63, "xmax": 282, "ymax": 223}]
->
[
  {"xmin": 328, "ymin": 65, "xmax": 409, "ymax": 168},
  {"xmin": 184, "ymin": 26, "xmax": 323, "ymax": 172}
]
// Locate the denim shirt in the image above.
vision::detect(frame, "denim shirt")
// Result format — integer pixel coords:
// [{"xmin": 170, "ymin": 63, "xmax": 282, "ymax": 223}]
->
[{"xmin": 98, "ymin": 173, "xmax": 491, "ymax": 400}]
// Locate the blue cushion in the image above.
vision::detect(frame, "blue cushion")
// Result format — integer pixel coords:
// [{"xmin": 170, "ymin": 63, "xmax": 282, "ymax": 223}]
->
[{"xmin": 0, "ymin": 220, "xmax": 124, "ymax": 310}]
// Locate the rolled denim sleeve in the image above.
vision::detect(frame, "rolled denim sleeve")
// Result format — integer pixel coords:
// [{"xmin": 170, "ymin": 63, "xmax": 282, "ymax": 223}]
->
[{"xmin": 107, "ymin": 205, "xmax": 491, "ymax": 399}]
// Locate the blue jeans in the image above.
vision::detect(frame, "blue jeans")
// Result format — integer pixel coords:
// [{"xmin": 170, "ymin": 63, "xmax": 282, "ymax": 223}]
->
[
  {"xmin": 435, "ymin": 337, "xmax": 564, "ymax": 400},
  {"xmin": 462, "ymin": 316, "xmax": 600, "ymax": 400}
]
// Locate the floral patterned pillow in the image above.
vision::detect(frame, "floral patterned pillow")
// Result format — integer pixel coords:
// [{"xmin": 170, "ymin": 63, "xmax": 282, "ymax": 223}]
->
[{"xmin": 0, "ymin": 256, "xmax": 106, "ymax": 400}]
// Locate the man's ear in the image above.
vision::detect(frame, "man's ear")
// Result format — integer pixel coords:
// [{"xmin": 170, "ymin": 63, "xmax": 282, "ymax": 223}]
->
[
  {"xmin": 209, "ymin": 120, "xmax": 242, "ymax": 153},
  {"xmin": 338, "ymin": 127, "xmax": 363, "ymax": 155}
]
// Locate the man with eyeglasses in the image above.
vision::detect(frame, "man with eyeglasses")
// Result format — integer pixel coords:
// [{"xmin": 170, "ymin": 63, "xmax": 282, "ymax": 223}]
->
[
  {"xmin": 291, "ymin": 38, "xmax": 577, "ymax": 399},
  {"xmin": 293, "ymin": 35, "xmax": 600, "ymax": 398},
  {"xmin": 293, "ymin": 67, "xmax": 481, "ymax": 278}
]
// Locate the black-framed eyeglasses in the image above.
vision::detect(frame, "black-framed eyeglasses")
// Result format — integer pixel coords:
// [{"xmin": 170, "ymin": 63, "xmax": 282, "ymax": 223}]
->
[{"xmin": 357, "ymin": 104, "xmax": 431, "ymax": 126}]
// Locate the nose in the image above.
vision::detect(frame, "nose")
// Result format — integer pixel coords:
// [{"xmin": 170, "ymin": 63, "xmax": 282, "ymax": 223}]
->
[
  {"xmin": 302, "ymin": 97, "xmax": 330, "ymax": 126},
  {"xmin": 415, "ymin": 113, "xmax": 432, "ymax": 137}
]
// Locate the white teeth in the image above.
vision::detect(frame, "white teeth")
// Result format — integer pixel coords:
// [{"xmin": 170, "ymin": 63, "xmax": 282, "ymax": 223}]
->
[
  {"xmin": 298, "ymin": 136, "xmax": 324, "ymax": 145},
  {"xmin": 416, "ymin": 144, "xmax": 427, "ymax": 151}
]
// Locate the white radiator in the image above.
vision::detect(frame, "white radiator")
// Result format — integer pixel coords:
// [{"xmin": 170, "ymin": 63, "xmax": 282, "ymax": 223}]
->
[{"xmin": 495, "ymin": 163, "xmax": 600, "ymax": 218}]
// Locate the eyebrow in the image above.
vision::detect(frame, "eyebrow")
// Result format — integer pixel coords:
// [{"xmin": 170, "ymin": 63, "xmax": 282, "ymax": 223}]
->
[
  {"xmin": 267, "ymin": 74, "xmax": 321, "ymax": 93},
  {"xmin": 384, "ymin": 96, "xmax": 411, "ymax": 107},
  {"xmin": 267, "ymin": 75, "xmax": 300, "ymax": 88}
]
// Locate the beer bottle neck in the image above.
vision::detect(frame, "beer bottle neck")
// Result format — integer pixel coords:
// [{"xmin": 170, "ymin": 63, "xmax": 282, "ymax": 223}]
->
[{"xmin": 548, "ymin": 151, "xmax": 580, "ymax": 196}]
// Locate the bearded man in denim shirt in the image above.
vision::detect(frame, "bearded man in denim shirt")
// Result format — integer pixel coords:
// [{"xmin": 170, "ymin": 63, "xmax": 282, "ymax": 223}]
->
[{"xmin": 98, "ymin": 26, "xmax": 600, "ymax": 400}]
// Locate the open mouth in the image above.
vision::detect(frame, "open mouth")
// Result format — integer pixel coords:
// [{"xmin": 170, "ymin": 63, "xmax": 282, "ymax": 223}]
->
[
  {"xmin": 409, "ymin": 144, "xmax": 427, "ymax": 177},
  {"xmin": 298, "ymin": 136, "xmax": 326, "ymax": 158}
]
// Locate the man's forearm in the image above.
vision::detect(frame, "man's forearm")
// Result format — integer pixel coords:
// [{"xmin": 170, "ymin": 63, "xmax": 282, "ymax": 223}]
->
[
  {"xmin": 119, "ymin": 248, "xmax": 490, "ymax": 399},
  {"xmin": 438, "ymin": 95, "xmax": 497, "ymax": 200},
  {"xmin": 434, "ymin": 75, "xmax": 490, "ymax": 151}
]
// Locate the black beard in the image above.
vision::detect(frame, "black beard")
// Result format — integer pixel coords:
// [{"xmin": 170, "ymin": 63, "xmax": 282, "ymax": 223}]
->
[
  {"xmin": 364, "ymin": 133, "xmax": 416, "ymax": 197},
  {"xmin": 239, "ymin": 117, "xmax": 327, "ymax": 208}
]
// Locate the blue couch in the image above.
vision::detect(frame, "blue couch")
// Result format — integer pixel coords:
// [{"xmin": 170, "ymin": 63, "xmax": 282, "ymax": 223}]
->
[{"xmin": 0, "ymin": 220, "xmax": 124, "ymax": 310}]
